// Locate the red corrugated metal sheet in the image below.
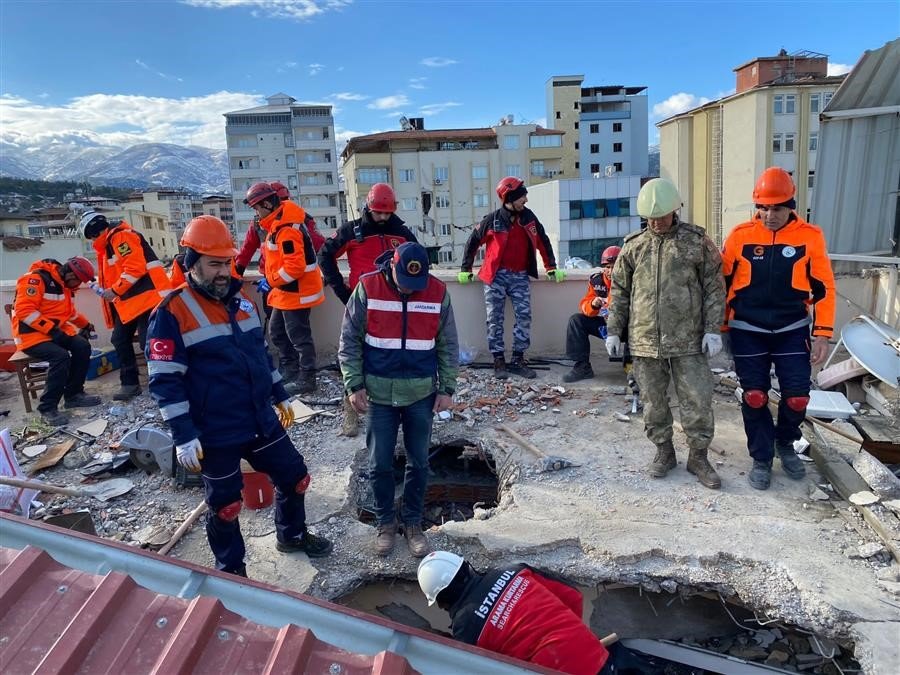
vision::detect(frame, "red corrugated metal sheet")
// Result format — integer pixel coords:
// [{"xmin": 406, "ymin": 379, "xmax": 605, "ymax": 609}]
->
[{"xmin": 0, "ymin": 545, "xmax": 418, "ymax": 675}]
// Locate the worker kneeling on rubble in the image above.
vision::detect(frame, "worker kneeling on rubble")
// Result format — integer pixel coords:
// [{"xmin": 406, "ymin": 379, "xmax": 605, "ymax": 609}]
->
[
  {"xmin": 146, "ymin": 215, "xmax": 332, "ymax": 576},
  {"xmin": 418, "ymin": 551, "xmax": 661, "ymax": 674},
  {"xmin": 721, "ymin": 168, "xmax": 836, "ymax": 491},
  {"xmin": 12, "ymin": 256, "xmax": 102, "ymax": 426}
]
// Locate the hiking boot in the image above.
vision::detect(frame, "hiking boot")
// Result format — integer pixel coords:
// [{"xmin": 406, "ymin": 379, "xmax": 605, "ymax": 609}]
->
[
  {"xmin": 64, "ymin": 392, "xmax": 102, "ymax": 409},
  {"xmin": 686, "ymin": 447, "xmax": 722, "ymax": 490},
  {"xmin": 276, "ymin": 530, "xmax": 333, "ymax": 557},
  {"xmin": 776, "ymin": 442, "xmax": 806, "ymax": 480},
  {"xmin": 341, "ymin": 396, "xmax": 359, "ymax": 437},
  {"xmin": 563, "ymin": 361, "xmax": 594, "ymax": 383},
  {"xmin": 41, "ymin": 409, "xmax": 69, "ymax": 427},
  {"xmin": 507, "ymin": 353, "xmax": 536, "ymax": 379},
  {"xmin": 493, "ymin": 355, "xmax": 509, "ymax": 380},
  {"xmin": 404, "ymin": 523, "xmax": 431, "ymax": 558},
  {"xmin": 374, "ymin": 521, "xmax": 397, "ymax": 556},
  {"xmin": 748, "ymin": 460, "xmax": 773, "ymax": 490},
  {"xmin": 648, "ymin": 440, "xmax": 677, "ymax": 478},
  {"xmin": 113, "ymin": 384, "xmax": 142, "ymax": 401}
]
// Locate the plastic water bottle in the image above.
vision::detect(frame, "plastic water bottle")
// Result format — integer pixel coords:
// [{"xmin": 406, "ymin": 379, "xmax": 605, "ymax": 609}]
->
[{"xmin": 88, "ymin": 282, "xmax": 105, "ymax": 296}]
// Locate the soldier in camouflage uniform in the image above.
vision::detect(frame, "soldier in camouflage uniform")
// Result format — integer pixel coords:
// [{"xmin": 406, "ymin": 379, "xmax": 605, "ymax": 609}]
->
[{"xmin": 607, "ymin": 179, "xmax": 726, "ymax": 489}]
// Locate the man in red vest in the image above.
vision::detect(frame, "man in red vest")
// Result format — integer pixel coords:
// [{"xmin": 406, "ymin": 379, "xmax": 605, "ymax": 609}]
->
[{"xmin": 338, "ymin": 242, "xmax": 458, "ymax": 558}]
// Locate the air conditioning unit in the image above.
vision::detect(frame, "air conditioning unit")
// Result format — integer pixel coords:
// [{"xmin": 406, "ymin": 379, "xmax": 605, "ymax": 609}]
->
[{"xmin": 433, "ymin": 178, "xmax": 443, "ymax": 185}]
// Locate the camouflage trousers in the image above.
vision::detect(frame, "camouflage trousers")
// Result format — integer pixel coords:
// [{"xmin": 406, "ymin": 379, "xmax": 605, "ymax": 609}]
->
[
  {"xmin": 632, "ymin": 353, "xmax": 714, "ymax": 450},
  {"xmin": 484, "ymin": 269, "xmax": 531, "ymax": 355}
]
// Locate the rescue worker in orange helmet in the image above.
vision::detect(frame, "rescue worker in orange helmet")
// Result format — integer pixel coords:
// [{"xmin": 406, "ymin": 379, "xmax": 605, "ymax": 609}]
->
[
  {"xmin": 78, "ymin": 210, "xmax": 171, "ymax": 400},
  {"xmin": 12, "ymin": 257, "xmax": 102, "ymax": 426},
  {"xmin": 244, "ymin": 182, "xmax": 326, "ymax": 395},
  {"xmin": 146, "ymin": 215, "xmax": 332, "ymax": 577},
  {"xmin": 721, "ymin": 167, "xmax": 836, "ymax": 491}
]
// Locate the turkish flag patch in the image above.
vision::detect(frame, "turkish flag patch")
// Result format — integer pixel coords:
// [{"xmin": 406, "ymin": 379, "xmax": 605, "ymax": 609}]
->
[{"xmin": 148, "ymin": 338, "xmax": 175, "ymax": 361}]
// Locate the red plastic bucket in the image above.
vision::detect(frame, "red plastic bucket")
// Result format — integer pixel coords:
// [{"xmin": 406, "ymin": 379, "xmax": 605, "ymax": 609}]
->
[{"xmin": 241, "ymin": 470, "xmax": 274, "ymax": 510}]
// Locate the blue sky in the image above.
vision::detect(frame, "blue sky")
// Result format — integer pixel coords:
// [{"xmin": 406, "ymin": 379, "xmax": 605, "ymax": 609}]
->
[{"xmin": 1, "ymin": 0, "xmax": 897, "ymax": 152}]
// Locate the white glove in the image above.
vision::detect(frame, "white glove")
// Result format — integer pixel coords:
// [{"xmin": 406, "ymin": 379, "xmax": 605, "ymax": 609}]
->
[
  {"xmin": 605, "ymin": 335, "xmax": 623, "ymax": 357},
  {"xmin": 702, "ymin": 333, "xmax": 723, "ymax": 357},
  {"xmin": 175, "ymin": 438, "xmax": 203, "ymax": 472}
]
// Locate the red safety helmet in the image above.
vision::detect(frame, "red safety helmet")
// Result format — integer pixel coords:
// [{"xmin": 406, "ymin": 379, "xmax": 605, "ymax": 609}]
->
[
  {"xmin": 496, "ymin": 176, "xmax": 525, "ymax": 203},
  {"xmin": 752, "ymin": 167, "xmax": 795, "ymax": 205},
  {"xmin": 601, "ymin": 246, "xmax": 621, "ymax": 266},
  {"xmin": 366, "ymin": 183, "xmax": 397, "ymax": 213},
  {"xmin": 244, "ymin": 182, "xmax": 277, "ymax": 207},
  {"xmin": 270, "ymin": 181, "xmax": 291, "ymax": 201},
  {"xmin": 64, "ymin": 256, "xmax": 96, "ymax": 283}
]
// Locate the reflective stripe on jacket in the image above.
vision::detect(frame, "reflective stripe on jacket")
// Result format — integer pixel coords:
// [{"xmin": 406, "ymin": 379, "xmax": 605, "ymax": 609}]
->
[
  {"xmin": 145, "ymin": 277, "xmax": 288, "ymax": 447},
  {"xmin": 579, "ymin": 273, "xmax": 611, "ymax": 317},
  {"xmin": 261, "ymin": 201, "xmax": 325, "ymax": 310},
  {"xmin": 94, "ymin": 221, "xmax": 170, "ymax": 326},
  {"xmin": 12, "ymin": 260, "xmax": 89, "ymax": 349},
  {"xmin": 721, "ymin": 214, "xmax": 836, "ymax": 337}
]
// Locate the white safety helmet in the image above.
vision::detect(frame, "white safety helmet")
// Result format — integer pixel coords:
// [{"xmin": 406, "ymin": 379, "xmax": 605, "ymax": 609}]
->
[
  {"xmin": 417, "ymin": 551, "xmax": 465, "ymax": 606},
  {"xmin": 636, "ymin": 178, "xmax": 682, "ymax": 219},
  {"xmin": 78, "ymin": 210, "xmax": 107, "ymax": 239}
]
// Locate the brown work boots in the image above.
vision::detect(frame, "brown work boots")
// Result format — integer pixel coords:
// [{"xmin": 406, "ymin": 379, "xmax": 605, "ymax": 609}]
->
[
  {"xmin": 374, "ymin": 521, "xmax": 397, "ymax": 556},
  {"xmin": 374, "ymin": 521, "xmax": 430, "ymax": 557},
  {"xmin": 648, "ymin": 440, "xmax": 677, "ymax": 478},
  {"xmin": 649, "ymin": 441, "xmax": 721, "ymax": 489}
]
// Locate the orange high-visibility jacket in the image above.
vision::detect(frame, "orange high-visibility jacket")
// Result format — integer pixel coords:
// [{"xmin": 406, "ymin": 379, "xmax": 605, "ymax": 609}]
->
[
  {"xmin": 12, "ymin": 260, "xmax": 90, "ymax": 350},
  {"xmin": 721, "ymin": 214, "xmax": 836, "ymax": 338},
  {"xmin": 93, "ymin": 221, "xmax": 171, "ymax": 327},
  {"xmin": 261, "ymin": 201, "xmax": 325, "ymax": 310}
]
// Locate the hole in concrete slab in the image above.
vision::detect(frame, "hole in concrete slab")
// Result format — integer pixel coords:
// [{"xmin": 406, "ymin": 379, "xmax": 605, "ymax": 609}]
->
[
  {"xmin": 337, "ymin": 579, "xmax": 862, "ymax": 673},
  {"xmin": 355, "ymin": 438, "xmax": 498, "ymax": 526}
]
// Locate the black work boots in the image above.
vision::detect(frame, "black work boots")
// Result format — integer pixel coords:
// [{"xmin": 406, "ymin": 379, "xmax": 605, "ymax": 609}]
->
[
  {"xmin": 563, "ymin": 361, "xmax": 594, "ymax": 383},
  {"xmin": 507, "ymin": 352, "xmax": 536, "ymax": 379}
]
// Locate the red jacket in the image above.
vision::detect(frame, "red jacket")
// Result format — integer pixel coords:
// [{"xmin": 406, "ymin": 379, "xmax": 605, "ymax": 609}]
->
[
  {"xmin": 461, "ymin": 207, "xmax": 557, "ymax": 284},
  {"xmin": 235, "ymin": 202, "xmax": 325, "ymax": 275}
]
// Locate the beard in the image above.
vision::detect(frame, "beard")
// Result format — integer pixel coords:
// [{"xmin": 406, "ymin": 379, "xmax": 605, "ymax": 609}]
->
[{"xmin": 197, "ymin": 276, "xmax": 230, "ymax": 299}]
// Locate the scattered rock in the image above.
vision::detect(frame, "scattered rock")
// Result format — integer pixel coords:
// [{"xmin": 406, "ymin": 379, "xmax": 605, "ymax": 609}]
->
[
  {"xmin": 850, "ymin": 542, "xmax": 885, "ymax": 559},
  {"xmin": 728, "ymin": 644, "xmax": 768, "ymax": 660},
  {"xmin": 809, "ymin": 635, "xmax": 838, "ymax": 658},
  {"xmin": 877, "ymin": 579, "xmax": 900, "ymax": 597},
  {"xmin": 875, "ymin": 565, "xmax": 900, "ymax": 582},
  {"xmin": 809, "ymin": 487, "xmax": 830, "ymax": 501},
  {"xmin": 849, "ymin": 490, "xmax": 879, "ymax": 506}
]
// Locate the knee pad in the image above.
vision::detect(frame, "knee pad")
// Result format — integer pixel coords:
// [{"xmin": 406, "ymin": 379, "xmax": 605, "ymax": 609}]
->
[
  {"xmin": 785, "ymin": 395, "xmax": 810, "ymax": 412},
  {"xmin": 295, "ymin": 474, "xmax": 311, "ymax": 495},
  {"xmin": 743, "ymin": 389, "xmax": 768, "ymax": 409},
  {"xmin": 216, "ymin": 500, "xmax": 242, "ymax": 522}
]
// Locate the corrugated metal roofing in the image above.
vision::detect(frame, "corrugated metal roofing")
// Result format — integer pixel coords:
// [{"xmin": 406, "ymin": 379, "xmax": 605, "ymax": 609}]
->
[
  {"xmin": 0, "ymin": 514, "xmax": 540, "ymax": 675},
  {"xmin": 825, "ymin": 38, "xmax": 900, "ymax": 111}
]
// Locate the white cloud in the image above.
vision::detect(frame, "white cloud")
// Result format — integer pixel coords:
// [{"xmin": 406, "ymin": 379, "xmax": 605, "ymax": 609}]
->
[
  {"xmin": 652, "ymin": 93, "xmax": 711, "ymax": 119},
  {"xmin": 0, "ymin": 91, "xmax": 262, "ymax": 149},
  {"xmin": 182, "ymin": 0, "xmax": 352, "ymax": 21},
  {"xmin": 420, "ymin": 56, "xmax": 457, "ymax": 67},
  {"xmin": 828, "ymin": 62, "xmax": 852, "ymax": 76},
  {"xmin": 308, "ymin": 63, "xmax": 324, "ymax": 76},
  {"xmin": 135, "ymin": 59, "xmax": 183, "ymax": 82},
  {"xmin": 367, "ymin": 94, "xmax": 410, "ymax": 110},
  {"xmin": 408, "ymin": 77, "xmax": 427, "ymax": 90},
  {"xmin": 383, "ymin": 111, "xmax": 407, "ymax": 118},
  {"xmin": 419, "ymin": 101, "xmax": 461, "ymax": 116},
  {"xmin": 332, "ymin": 92, "xmax": 368, "ymax": 101}
]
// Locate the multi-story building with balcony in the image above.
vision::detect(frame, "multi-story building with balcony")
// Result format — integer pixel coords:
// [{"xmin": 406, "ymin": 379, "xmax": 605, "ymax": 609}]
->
[
  {"xmin": 341, "ymin": 120, "xmax": 564, "ymax": 265},
  {"xmin": 658, "ymin": 50, "xmax": 845, "ymax": 243},
  {"xmin": 123, "ymin": 189, "xmax": 201, "ymax": 240},
  {"xmin": 546, "ymin": 76, "xmax": 649, "ymax": 179},
  {"xmin": 224, "ymin": 93, "xmax": 339, "ymax": 243},
  {"xmin": 201, "ymin": 195, "xmax": 235, "ymax": 233}
]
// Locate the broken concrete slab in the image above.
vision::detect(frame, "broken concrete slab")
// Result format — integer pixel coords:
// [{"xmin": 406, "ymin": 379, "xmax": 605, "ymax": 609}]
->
[
  {"xmin": 850, "ymin": 490, "xmax": 880, "ymax": 506},
  {"xmin": 850, "ymin": 621, "xmax": 900, "ymax": 675},
  {"xmin": 852, "ymin": 450, "xmax": 900, "ymax": 500}
]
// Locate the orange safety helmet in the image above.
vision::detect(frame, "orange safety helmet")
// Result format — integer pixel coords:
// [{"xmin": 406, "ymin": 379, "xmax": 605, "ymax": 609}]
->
[
  {"xmin": 600, "ymin": 246, "xmax": 621, "ymax": 266},
  {"xmin": 64, "ymin": 256, "xmax": 96, "ymax": 283},
  {"xmin": 244, "ymin": 182, "xmax": 278, "ymax": 207},
  {"xmin": 366, "ymin": 183, "xmax": 397, "ymax": 213},
  {"xmin": 180, "ymin": 215, "xmax": 238, "ymax": 258},
  {"xmin": 752, "ymin": 167, "xmax": 795, "ymax": 205},
  {"xmin": 270, "ymin": 181, "xmax": 291, "ymax": 201},
  {"xmin": 496, "ymin": 176, "xmax": 526, "ymax": 203}
]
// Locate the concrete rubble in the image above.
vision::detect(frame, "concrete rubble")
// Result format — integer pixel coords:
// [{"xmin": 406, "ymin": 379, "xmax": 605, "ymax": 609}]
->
[{"xmin": 2, "ymin": 355, "xmax": 899, "ymax": 674}]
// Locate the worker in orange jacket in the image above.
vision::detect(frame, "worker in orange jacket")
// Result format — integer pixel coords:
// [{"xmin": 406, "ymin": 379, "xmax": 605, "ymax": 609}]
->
[
  {"xmin": 244, "ymin": 183, "xmax": 325, "ymax": 395},
  {"xmin": 79, "ymin": 211, "xmax": 171, "ymax": 400},
  {"xmin": 721, "ymin": 167, "xmax": 836, "ymax": 491},
  {"xmin": 12, "ymin": 257, "xmax": 102, "ymax": 425}
]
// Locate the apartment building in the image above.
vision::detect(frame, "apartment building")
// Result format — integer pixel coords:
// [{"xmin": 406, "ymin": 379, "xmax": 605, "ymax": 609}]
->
[
  {"xmin": 224, "ymin": 93, "xmax": 340, "ymax": 243},
  {"xmin": 123, "ymin": 189, "xmax": 201, "ymax": 239},
  {"xmin": 341, "ymin": 120, "xmax": 564, "ymax": 264},
  {"xmin": 658, "ymin": 50, "xmax": 845, "ymax": 243},
  {"xmin": 201, "ymin": 195, "xmax": 235, "ymax": 232},
  {"xmin": 546, "ymin": 76, "xmax": 649, "ymax": 179}
]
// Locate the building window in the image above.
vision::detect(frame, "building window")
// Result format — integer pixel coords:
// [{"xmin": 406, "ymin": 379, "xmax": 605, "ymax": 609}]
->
[
  {"xmin": 473, "ymin": 193, "xmax": 489, "ymax": 207},
  {"xmin": 573, "ymin": 101, "xmax": 579, "ymax": 109},
  {"xmin": 399, "ymin": 168, "xmax": 415, "ymax": 182},
  {"xmin": 772, "ymin": 133, "xmax": 783, "ymax": 153},
  {"xmin": 434, "ymin": 166, "xmax": 449, "ymax": 183},
  {"xmin": 784, "ymin": 95, "xmax": 796, "ymax": 114},
  {"xmin": 438, "ymin": 250, "xmax": 453, "ymax": 263},
  {"xmin": 439, "ymin": 223, "xmax": 451, "ymax": 236},
  {"xmin": 400, "ymin": 198, "xmax": 416, "ymax": 211},
  {"xmin": 283, "ymin": 133, "xmax": 293, "ymax": 147},
  {"xmin": 784, "ymin": 133, "xmax": 795, "ymax": 153},
  {"xmin": 358, "ymin": 167, "xmax": 389, "ymax": 183},
  {"xmin": 505, "ymin": 164, "xmax": 520, "ymax": 177},
  {"xmin": 472, "ymin": 165, "xmax": 488, "ymax": 180},
  {"xmin": 810, "ymin": 94, "xmax": 821, "ymax": 114},
  {"xmin": 555, "ymin": 111, "xmax": 561, "ymax": 119},
  {"xmin": 807, "ymin": 171, "xmax": 815, "ymax": 189},
  {"xmin": 286, "ymin": 154, "xmax": 296, "ymax": 169},
  {"xmin": 288, "ymin": 176, "xmax": 298, "ymax": 190},
  {"xmin": 575, "ymin": 161, "xmax": 580, "ymax": 169},
  {"xmin": 529, "ymin": 134, "xmax": 562, "ymax": 148},
  {"xmin": 617, "ymin": 197, "xmax": 630, "ymax": 215},
  {"xmin": 614, "ymin": 162, "xmax": 623, "ymax": 172},
  {"xmin": 613, "ymin": 122, "xmax": 623, "ymax": 132},
  {"xmin": 590, "ymin": 144, "xmax": 600, "ymax": 154},
  {"xmin": 590, "ymin": 163, "xmax": 600, "ymax": 174},
  {"xmin": 774, "ymin": 95, "xmax": 783, "ymax": 114},
  {"xmin": 569, "ymin": 201, "xmax": 582, "ymax": 219},
  {"xmin": 823, "ymin": 92, "xmax": 833, "ymax": 108},
  {"xmin": 530, "ymin": 160, "xmax": 545, "ymax": 177},
  {"xmin": 435, "ymin": 195, "xmax": 450, "ymax": 208},
  {"xmin": 574, "ymin": 122, "xmax": 579, "ymax": 129},
  {"xmin": 613, "ymin": 142, "xmax": 623, "ymax": 153},
  {"xmin": 568, "ymin": 237, "xmax": 623, "ymax": 266},
  {"xmin": 574, "ymin": 142, "xmax": 579, "ymax": 150},
  {"xmin": 809, "ymin": 132, "xmax": 818, "ymax": 152},
  {"xmin": 589, "ymin": 123, "xmax": 599, "ymax": 133}
]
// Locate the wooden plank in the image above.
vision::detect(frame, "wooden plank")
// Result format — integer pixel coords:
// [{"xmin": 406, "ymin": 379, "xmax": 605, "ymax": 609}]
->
[{"xmin": 851, "ymin": 415, "xmax": 900, "ymax": 463}]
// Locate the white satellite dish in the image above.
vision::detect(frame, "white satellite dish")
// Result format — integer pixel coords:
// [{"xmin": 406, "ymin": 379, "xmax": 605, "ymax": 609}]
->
[{"xmin": 841, "ymin": 315, "xmax": 900, "ymax": 389}]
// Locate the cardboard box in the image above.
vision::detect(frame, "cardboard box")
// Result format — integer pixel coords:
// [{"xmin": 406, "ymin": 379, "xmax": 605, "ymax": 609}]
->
[{"xmin": 86, "ymin": 347, "xmax": 121, "ymax": 380}]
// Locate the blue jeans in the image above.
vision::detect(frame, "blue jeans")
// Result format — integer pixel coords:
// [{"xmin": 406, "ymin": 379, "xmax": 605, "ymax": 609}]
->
[{"xmin": 367, "ymin": 394, "xmax": 435, "ymax": 526}]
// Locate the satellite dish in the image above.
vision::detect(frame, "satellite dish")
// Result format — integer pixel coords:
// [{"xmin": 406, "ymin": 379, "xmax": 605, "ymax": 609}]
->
[
  {"xmin": 399, "ymin": 116, "xmax": 411, "ymax": 131},
  {"xmin": 841, "ymin": 315, "xmax": 900, "ymax": 389},
  {"xmin": 604, "ymin": 165, "xmax": 616, "ymax": 177}
]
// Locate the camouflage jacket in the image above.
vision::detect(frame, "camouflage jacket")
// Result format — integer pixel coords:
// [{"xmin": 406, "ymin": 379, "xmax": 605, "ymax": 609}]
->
[{"xmin": 607, "ymin": 219, "xmax": 725, "ymax": 358}]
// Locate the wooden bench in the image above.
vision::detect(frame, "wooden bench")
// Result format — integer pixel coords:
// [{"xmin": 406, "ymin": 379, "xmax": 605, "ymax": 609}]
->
[{"xmin": 9, "ymin": 350, "xmax": 47, "ymax": 413}]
